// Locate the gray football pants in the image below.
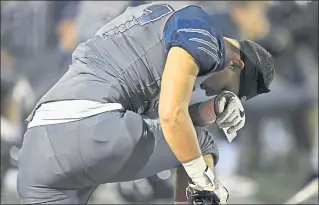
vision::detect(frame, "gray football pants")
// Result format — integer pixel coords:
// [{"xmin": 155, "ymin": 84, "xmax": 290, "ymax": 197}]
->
[{"xmin": 17, "ymin": 110, "xmax": 219, "ymax": 204}]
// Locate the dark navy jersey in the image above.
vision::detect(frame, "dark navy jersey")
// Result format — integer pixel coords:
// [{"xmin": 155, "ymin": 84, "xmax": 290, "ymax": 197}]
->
[{"xmin": 26, "ymin": 2, "xmax": 226, "ymax": 123}]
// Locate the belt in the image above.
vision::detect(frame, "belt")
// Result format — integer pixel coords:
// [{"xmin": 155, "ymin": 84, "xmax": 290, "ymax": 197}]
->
[{"xmin": 28, "ymin": 101, "xmax": 124, "ymax": 129}]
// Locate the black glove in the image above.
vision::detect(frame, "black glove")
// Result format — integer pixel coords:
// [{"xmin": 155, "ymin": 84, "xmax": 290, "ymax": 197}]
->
[
  {"xmin": 188, "ymin": 190, "xmax": 220, "ymax": 205},
  {"xmin": 187, "ymin": 178, "xmax": 229, "ymax": 205}
]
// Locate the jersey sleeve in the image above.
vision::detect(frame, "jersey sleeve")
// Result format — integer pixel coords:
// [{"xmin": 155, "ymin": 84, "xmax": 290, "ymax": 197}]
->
[{"xmin": 163, "ymin": 5, "xmax": 226, "ymax": 75}]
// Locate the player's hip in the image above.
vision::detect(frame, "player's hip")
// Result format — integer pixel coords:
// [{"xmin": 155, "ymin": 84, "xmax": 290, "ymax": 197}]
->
[
  {"xmin": 19, "ymin": 110, "xmax": 151, "ymax": 188},
  {"xmin": 17, "ymin": 109, "xmax": 176, "ymax": 204}
]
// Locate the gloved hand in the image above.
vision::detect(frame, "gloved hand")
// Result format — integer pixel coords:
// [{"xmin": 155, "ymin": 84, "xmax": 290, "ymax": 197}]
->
[
  {"xmin": 187, "ymin": 177, "xmax": 229, "ymax": 205},
  {"xmin": 182, "ymin": 156, "xmax": 229, "ymax": 204},
  {"xmin": 188, "ymin": 190, "xmax": 220, "ymax": 205},
  {"xmin": 187, "ymin": 165, "xmax": 216, "ymax": 191},
  {"xmin": 214, "ymin": 91, "xmax": 245, "ymax": 135}
]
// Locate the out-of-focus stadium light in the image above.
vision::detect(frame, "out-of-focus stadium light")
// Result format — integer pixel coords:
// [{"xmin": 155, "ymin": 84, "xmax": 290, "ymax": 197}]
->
[
  {"xmin": 268, "ymin": 1, "xmax": 280, "ymax": 6},
  {"xmin": 294, "ymin": 0, "xmax": 312, "ymax": 6},
  {"xmin": 268, "ymin": 1, "xmax": 312, "ymax": 7}
]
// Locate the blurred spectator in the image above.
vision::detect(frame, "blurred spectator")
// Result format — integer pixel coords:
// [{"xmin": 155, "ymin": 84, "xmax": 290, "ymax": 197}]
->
[
  {"xmin": 209, "ymin": 1, "xmax": 270, "ymax": 40},
  {"xmin": 258, "ymin": 1, "xmax": 318, "ymax": 179},
  {"xmin": 197, "ymin": 1, "xmax": 229, "ymax": 14},
  {"xmin": 54, "ymin": 1, "xmax": 80, "ymax": 58},
  {"xmin": 1, "ymin": 49, "xmax": 16, "ymax": 110},
  {"xmin": 1, "ymin": 48, "xmax": 35, "ymax": 197},
  {"xmin": 260, "ymin": 1, "xmax": 318, "ymax": 86},
  {"xmin": 1, "ymin": 1, "xmax": 83, "ymax": 100},
  {"xmin": 73, "ymin": 1, "xmax": 131, "ymax": 48},
  {"xmin": 1, "ymin": 1, "xmax": 54, "ymax": 56}
]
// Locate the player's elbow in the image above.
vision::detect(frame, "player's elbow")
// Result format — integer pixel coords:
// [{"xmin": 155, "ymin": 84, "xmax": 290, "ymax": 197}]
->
[{"xmin": 159, "ymin": 104, "xmax": 188, "ymax": 128}]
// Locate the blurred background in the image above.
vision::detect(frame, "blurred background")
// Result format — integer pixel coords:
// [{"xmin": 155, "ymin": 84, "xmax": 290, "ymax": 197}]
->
[{"xmin": 1, "ymin": 1, "xmax": 318, "ymax": 204}]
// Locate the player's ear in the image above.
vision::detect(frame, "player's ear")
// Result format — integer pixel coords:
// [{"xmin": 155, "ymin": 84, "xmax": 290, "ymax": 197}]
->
[{"xmin": 229, "ymin": 59, "xmax": 244, "ymax": 71}]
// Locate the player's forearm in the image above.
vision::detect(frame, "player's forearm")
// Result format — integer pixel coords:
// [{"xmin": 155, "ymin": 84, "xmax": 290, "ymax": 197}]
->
[
  {"xmin": 160, "ymin": 108, "xmax": 202, "ymax": 163},
  {"xmin": 189, "ymin": 98, "xmax": 216, "ymax": 127}
]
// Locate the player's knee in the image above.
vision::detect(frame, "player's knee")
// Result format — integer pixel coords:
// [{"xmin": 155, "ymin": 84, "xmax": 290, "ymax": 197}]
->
[
  {"xmin": 195, "ymin": 127, "xmax": 219, "ymax": 165},
  {"xmin": 16, "ymin": 172, "xmax": 26, "ymax": 200},
  {"xmin": 16, "ymin": 167, "xmax": 37, "ymax": 204}
]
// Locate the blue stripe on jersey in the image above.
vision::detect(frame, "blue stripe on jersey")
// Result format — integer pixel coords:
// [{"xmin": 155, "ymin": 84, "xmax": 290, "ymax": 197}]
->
[{"xmin": 163, "ymin": 5, "xmax": 226, "ymax": 75}]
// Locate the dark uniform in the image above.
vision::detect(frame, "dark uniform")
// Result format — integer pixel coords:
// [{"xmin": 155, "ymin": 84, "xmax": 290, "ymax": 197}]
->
[{"xmin": 18, "ymin": 2, "xmax": 226, "ymax": 204}]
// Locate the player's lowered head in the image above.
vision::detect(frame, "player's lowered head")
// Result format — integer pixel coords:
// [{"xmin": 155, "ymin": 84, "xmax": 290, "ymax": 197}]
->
[{"xmin": 200, "ymin": 37, "xmax": 275, "ymax": 101}]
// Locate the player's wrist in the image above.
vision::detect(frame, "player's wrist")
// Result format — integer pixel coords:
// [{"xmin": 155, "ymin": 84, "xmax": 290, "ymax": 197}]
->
[
  {"xmin": 189, "ymin": 98, "xmax": 217, "ymax": 127},
  {"xmin": 182, "ymin": 155, "xmax": 215, "ymax": 190},
  {"xmin": 199, "ymin": 98, "xmax": 217, "ymax": 122}
]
